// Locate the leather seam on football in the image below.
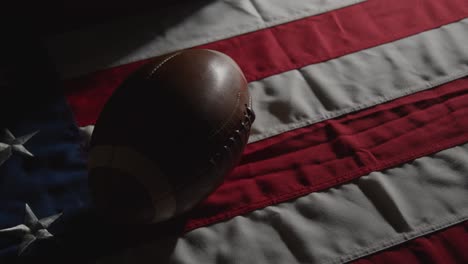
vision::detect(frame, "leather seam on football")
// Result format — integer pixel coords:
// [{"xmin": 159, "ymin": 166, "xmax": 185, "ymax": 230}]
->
[
  {"xmin": 208, "ymin": 100, "xmax": 255, "ymax": 167},
  {"xmin": 209, "ymin": 92, "xmax": 241, "ymax": 138},
  {"xmin": 146, "ymin": 101, "xmax": 255, "ymax": 206},
  {"xmin": 146, "ymin": 52, "xmax": 182, "ymax": 79}
]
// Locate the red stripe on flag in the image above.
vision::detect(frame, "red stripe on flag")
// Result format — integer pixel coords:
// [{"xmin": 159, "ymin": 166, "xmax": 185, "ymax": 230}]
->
[
  {"xmin": 352, "ymin": 221, "xmax": 468, "ymax": 264},
  {"xmin": 184, "ymin": 77, "xmax": 468, "ymax": 231},
  {"xmin": 64, "ymin": 0, "xmax": 468, "ymax": 126},
  {"xmin": 66, "ymin": 62, "xmax": 147, "ymax": 126}
]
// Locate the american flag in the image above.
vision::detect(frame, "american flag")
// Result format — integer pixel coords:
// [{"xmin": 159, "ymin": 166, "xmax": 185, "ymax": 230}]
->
[{"xmin": 1, "ymin": 0, "xmax": 468, "ymax": 263}]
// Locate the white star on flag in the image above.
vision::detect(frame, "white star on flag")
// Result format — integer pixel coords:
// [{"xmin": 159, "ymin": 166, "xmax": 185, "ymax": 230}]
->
[
  {"xmin": 0, "ymin": 129, "xmax": 38, "ymax": 166},
  {"xmin": 0, "ymin": 204, "xmax": 62, "ymax": 255},
  {"xmin": 79, "ymin": 125, "xmax": 94, "ymax": 152}
]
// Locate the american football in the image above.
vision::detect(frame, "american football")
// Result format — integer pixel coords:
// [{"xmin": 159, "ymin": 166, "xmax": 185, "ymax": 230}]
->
[{"xmin": 88, "ymin": 49, "xmax": 255, "ymax": 225}]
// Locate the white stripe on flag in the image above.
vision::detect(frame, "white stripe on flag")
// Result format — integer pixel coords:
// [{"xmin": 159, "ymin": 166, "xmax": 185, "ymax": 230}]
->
[
  {"xmin": 44, "ymin": 0, "xmax": 366, "ymax": 79},
  {"xmin": 248, "ymin": 18, "xmax": 468, "ymax": 142},
  {"xmin": 99, "ymin": 143, "xmax": 468, "ymax": 264}
]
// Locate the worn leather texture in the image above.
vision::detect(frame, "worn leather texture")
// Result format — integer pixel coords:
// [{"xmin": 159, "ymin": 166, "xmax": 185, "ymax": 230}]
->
[{"xmin": 88, "ymin": 49, "xmax": 254, "ymax": 224}]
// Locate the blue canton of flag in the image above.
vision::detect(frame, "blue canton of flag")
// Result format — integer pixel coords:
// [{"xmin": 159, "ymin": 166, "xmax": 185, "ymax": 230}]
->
[
  {"xmin": 0, "ymin": 97, "xmax": 90, "ymax": 259},
  {"xmin": 0, "ymin": 34, "xmax": 93, "ymax": 262}
]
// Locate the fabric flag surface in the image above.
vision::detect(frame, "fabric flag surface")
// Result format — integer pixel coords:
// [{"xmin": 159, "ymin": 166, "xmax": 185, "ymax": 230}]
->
[{"xmin": 1, "ymin": 0, "xmax": 468, "ymax": 263}]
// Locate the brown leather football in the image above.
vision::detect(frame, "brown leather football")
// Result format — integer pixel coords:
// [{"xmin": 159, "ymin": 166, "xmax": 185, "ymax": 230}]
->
[{"xmin": 88, "ymin": 49, "xmax": 255, "ymax": 225}]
